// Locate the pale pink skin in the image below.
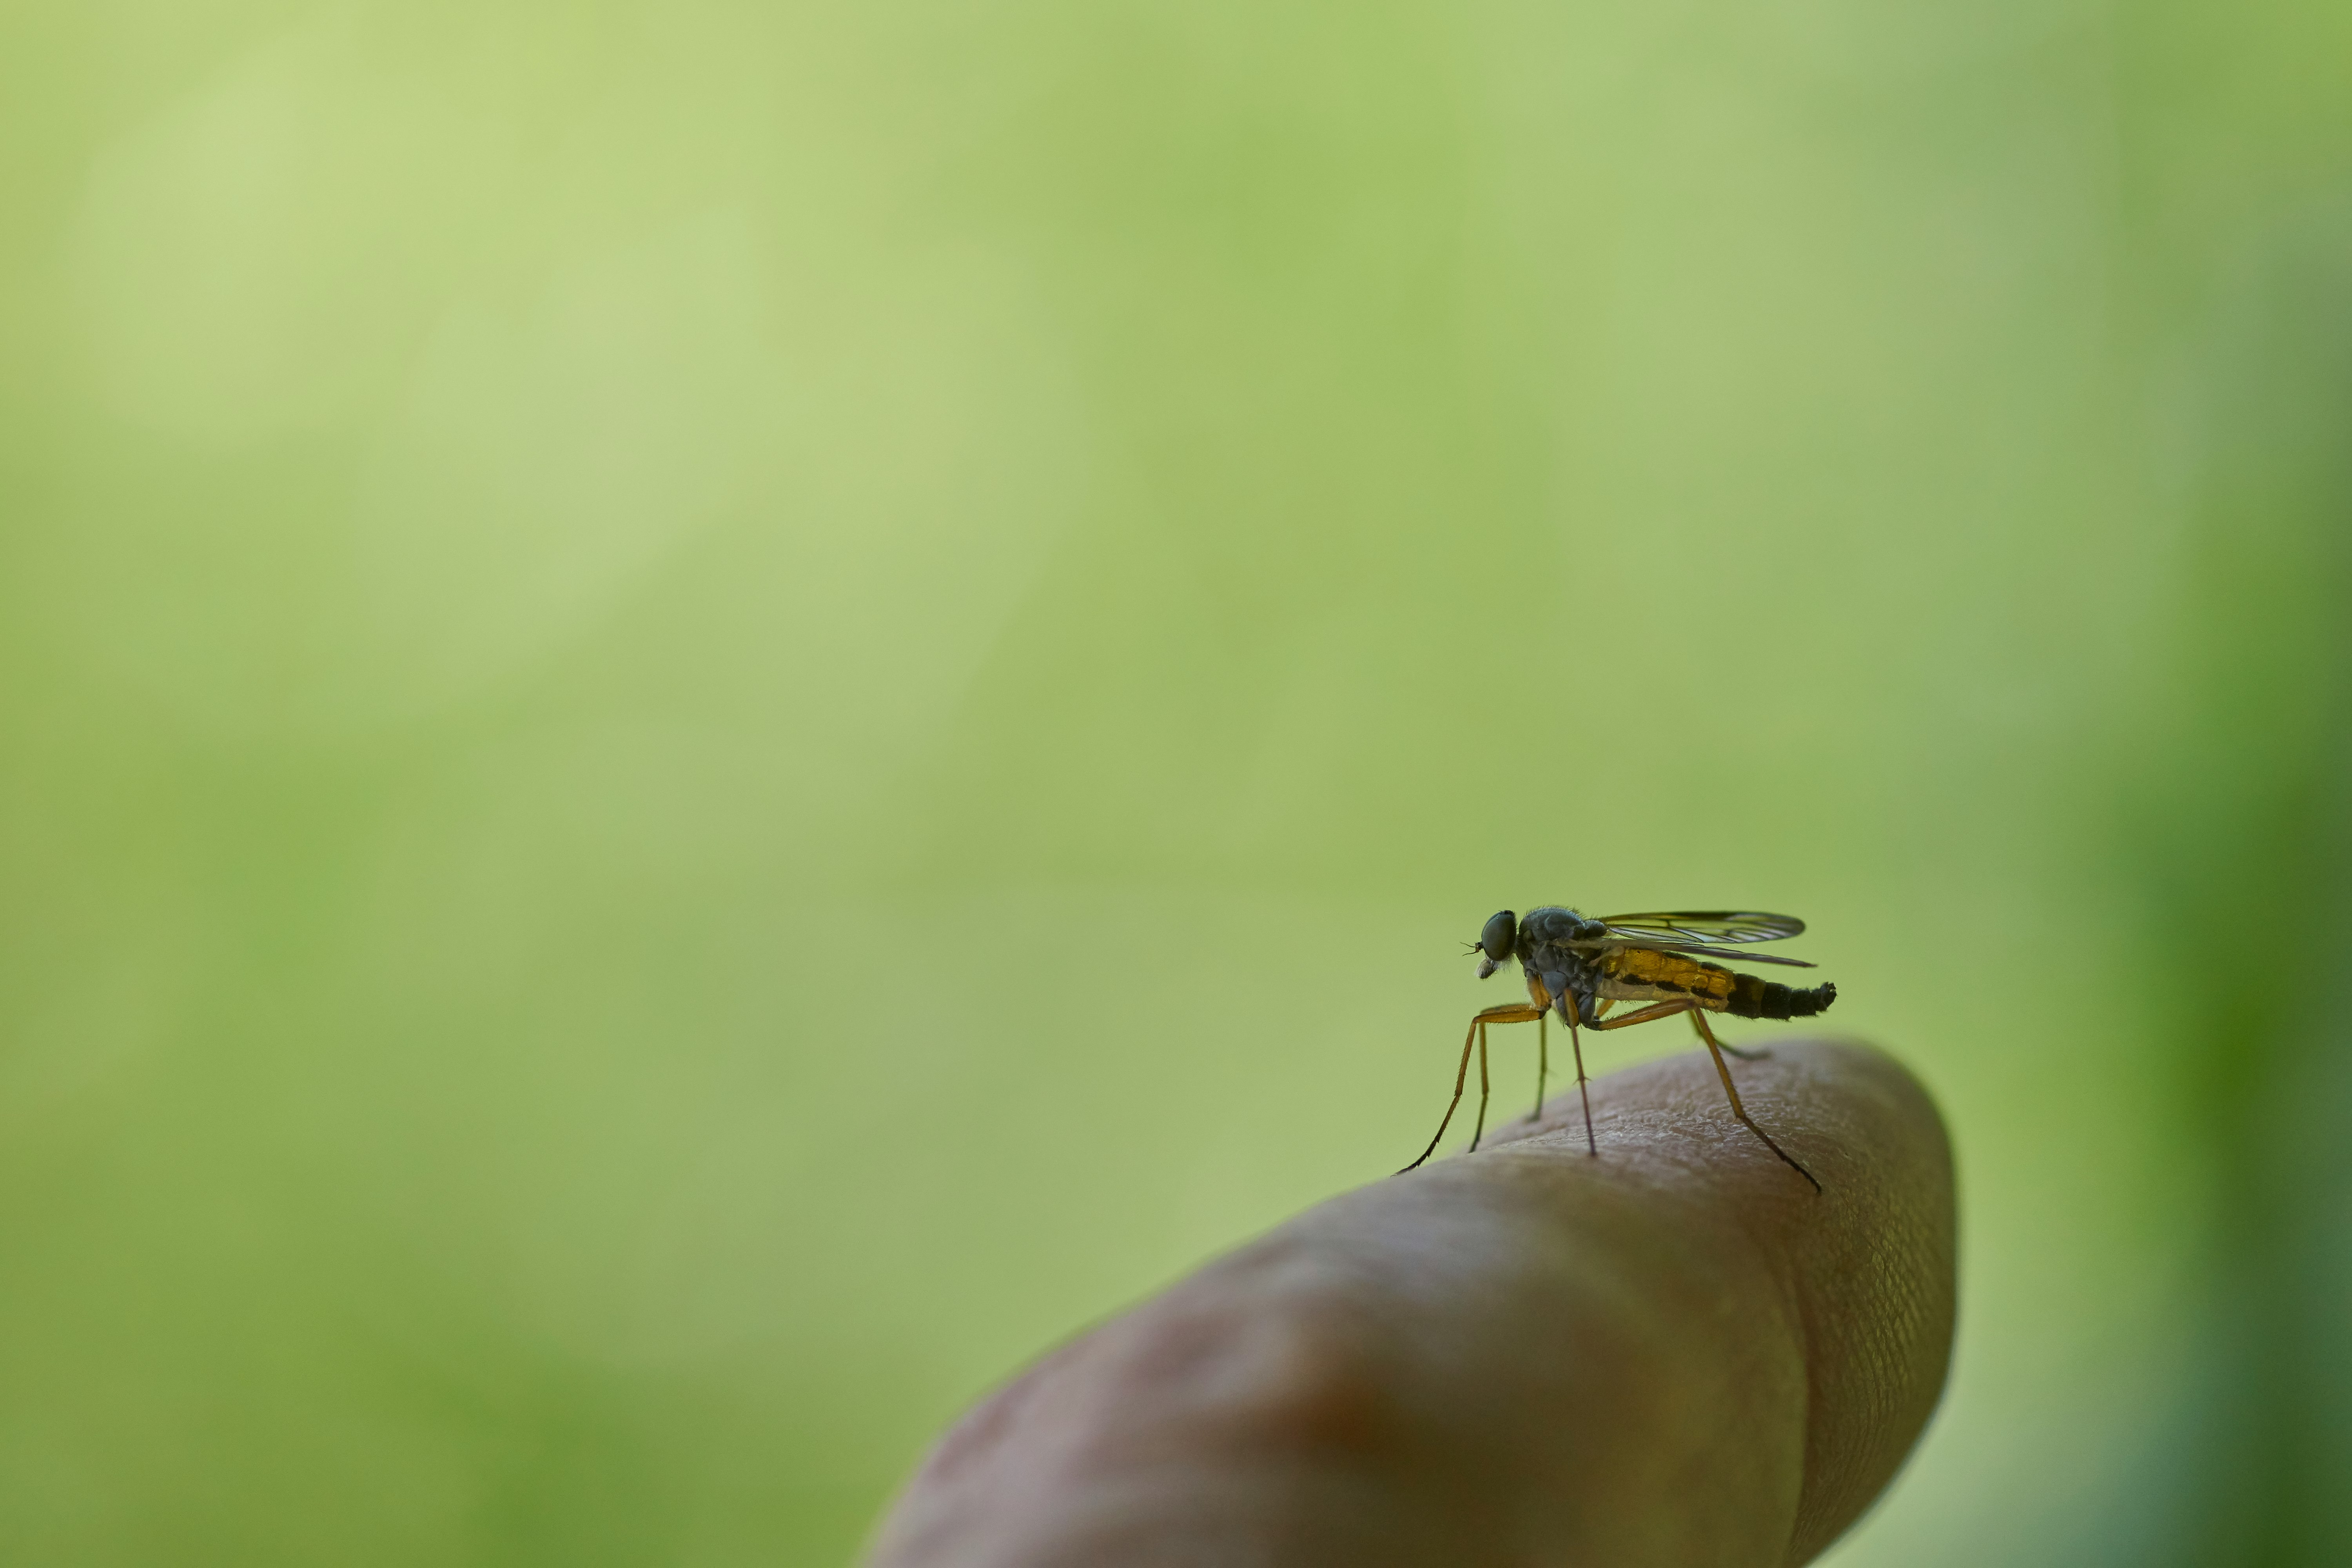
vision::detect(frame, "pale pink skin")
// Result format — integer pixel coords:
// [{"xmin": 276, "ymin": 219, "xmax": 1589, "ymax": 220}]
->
[{"xmin": 866, "ymin": 1041, "xmax": 1954, "ymax": 1568}]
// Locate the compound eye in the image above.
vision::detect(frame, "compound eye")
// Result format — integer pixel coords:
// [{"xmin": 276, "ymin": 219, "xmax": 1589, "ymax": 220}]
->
[{"xmin": 1479, "ymin": 910, "xmax": 1518, "ymax": 963}]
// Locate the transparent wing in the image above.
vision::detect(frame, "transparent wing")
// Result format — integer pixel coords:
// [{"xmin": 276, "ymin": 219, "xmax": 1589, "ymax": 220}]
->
[
  {"xmin": 1624, "ymin": 939, "xmax": 1817, "ymax": 969},
  {"xmin": 1594, "ymin": 911, "xmax": 1806, "ymax": 945}
]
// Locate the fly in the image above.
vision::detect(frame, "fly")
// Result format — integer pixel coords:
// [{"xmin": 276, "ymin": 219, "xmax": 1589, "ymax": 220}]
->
[{"xmin": 1398, "ymin": 907, "xmax": 1835, "ymax": 1191}]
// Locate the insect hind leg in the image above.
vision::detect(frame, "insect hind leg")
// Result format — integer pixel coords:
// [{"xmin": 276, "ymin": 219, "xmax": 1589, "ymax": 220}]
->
[
  {"xmin": 1592, "ymin": 1000, "xmax": 1821, "ymax": 1192},
  {"xmin": 1696, "ymin": 1011, "xmax": 1770, "ymax": 1062},
  {"xmin": 1683, "ymin": 1010, "xmax": 1767, "ymax": 1060}
]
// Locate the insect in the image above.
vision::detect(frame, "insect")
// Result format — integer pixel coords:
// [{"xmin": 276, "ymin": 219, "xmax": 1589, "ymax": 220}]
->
[{"xmin": 1398, "ymin": 907, "xmax": 1835, "ymax": 1191}]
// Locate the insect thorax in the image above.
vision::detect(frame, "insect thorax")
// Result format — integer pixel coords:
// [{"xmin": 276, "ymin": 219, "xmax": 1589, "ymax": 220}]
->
[{"xmin": 1517, "ymin": 944, "xmax": 1599, "ymax": 1020}]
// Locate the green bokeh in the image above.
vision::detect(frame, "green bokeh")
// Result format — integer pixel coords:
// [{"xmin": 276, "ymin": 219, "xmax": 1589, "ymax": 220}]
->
[{"xmin": 3, "ymin": 2, "xmax": 2349, "ymax": 1564}]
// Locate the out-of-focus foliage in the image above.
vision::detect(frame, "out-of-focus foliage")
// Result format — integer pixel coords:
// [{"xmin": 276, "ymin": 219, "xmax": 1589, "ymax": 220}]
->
[{"xmin": 2, "ymin": 2, "xmax": 2348, "ymax": 1564}]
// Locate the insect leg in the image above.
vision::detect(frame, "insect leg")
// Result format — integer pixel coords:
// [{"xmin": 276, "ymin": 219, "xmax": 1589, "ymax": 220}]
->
[
  {"xmin": 1523, "ymin": 998, "xmax": 1597, "ymax": 1156},
  {"xmin": 1533, "ymin": 1013, "xmax": 1548, "ymax": 1122},
  {"xmin": 1398, "ymin": 1003, "xmax": 1544, "ymax": 1173},
  {"xmin": 1591, "ymin": 1002, "xmax": 1821, "ymax": 1192},
  {"xmin": 1690, "ymin": 1009, "xmax": 1768, "ymax": 1062},
  {"xmin": 1567, "ymin": 1006, "xmax": 1596, "ymax": 1157},
  {"xmin": 1398, "ymin": 1015, "xmax": 1480, "ymax": 1174},
  {"xmin": 1688, "ymin": 1009, "xmax": 1820, "ymax": 1192},
  {"xmin": 1468, "ymin": 1020, "xmax": 1492, "ymax": 1151},
  {"xmin": 1585, "ymin": 1000, "xmax": 1692, "ymax": 1030}
]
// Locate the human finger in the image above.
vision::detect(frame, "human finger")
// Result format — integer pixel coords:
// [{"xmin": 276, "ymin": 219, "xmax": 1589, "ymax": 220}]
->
[{"xmin": 867, "ymin": 1039, "xmax": 1955, "ymax": 1568}]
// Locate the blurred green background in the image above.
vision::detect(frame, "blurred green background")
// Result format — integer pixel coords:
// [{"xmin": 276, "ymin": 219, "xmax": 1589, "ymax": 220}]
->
[{"xmin": 4, "ymin": 1, "xmax": 2350, "ymax": 1563}]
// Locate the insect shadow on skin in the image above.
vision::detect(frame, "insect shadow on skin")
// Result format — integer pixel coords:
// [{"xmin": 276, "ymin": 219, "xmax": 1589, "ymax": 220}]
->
[{"xmin": 1399, "ymin": 907, "xmax": 1835, "ymax": 1192}]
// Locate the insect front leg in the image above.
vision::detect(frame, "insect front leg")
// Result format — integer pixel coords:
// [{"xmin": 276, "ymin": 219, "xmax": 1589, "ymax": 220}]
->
[
  {"xmin": 1398, "ymin": 1002, "xmax": 1544, "ymax": 1173},
  {"xmin": 1469, "ymin": 1018, "xmax": 1492, "ymax": 1151}
]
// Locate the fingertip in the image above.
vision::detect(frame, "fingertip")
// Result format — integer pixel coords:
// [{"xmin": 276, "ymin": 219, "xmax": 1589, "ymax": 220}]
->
[
  {"xmin": 870, "ymin": 1039, "xmax": 1956, "ymax": 1568},
  {"xmin": 1478, "ymin": 1036, "xmax": 1957, "ymax": 1558}
]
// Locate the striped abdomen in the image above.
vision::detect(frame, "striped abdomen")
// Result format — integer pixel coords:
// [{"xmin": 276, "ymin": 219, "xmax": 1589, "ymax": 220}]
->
[
  {"xmin": 1593, "ymin": 947, "xmax": 1838, "ymax": 1020},
  {"xmin": 1726, "ymin": 973, "xmax": 1837, "ymax": 1020},
  {"xmin": 1595, "ymin": 947, "xmax": 1737, "ymax": 1007}
]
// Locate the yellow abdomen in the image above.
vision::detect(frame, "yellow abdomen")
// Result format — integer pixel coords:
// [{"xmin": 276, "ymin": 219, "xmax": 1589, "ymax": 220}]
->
[{"xmin": 1597, "ymin": 948, "xmax": 1736, "ymax": 1009}]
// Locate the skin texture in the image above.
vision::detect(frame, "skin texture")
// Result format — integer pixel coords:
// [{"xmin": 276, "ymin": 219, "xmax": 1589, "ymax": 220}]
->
[{"xmin": 866, "ymin": 1040, "xmax": 1955, "ymax": 1568}]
